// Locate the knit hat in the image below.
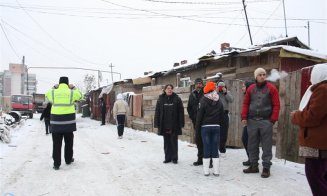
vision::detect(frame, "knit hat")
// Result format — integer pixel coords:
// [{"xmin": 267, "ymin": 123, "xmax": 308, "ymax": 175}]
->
[
  {"xmin": 217, "ymin": 81, "xmax": 225, "ymax": 87},
  {"xmin": 59, "ymin": 76, "xmax": 69, "ymax": 85},
  {"xmin": 254, "ymin": 68, "xmax": 266, "ymax": 79},
  {"xmin": 204, "ymin": 81, "xmax": 216, "ymax": 94},
  {"xmin": 117, "ymin": 93, "xmax": 123, "ymax": 100},
  {"xmin": 194, "ymin": 78, "xmax": 203, "ymax": 84}
]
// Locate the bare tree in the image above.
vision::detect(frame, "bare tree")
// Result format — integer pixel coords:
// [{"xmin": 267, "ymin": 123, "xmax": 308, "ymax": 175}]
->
[{"xmin": 83, "ymin": 74, "xmax": 96, "ymax": 93}]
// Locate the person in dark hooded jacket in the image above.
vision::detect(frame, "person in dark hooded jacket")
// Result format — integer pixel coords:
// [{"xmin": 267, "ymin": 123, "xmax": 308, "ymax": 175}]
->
[
  {"xmin": 154, "ymin": 84, "xmax": 185, "ymax": 164},
  {"xmin": 241, "ymin": 80, "xmax": 255, "ymax": 166},
  {"xmin": 40, "ymin": 102, "xmax": 52, "ymax": 135},
  {"xmin": 196, "ymin": 81, "xmax": 224, "ymax": 176},
  {"xmin": 187, "ymin": 78, "xmax": 204, "ymax": 166}
]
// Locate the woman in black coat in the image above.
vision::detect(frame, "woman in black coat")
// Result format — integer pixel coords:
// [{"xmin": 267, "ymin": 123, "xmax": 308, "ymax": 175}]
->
[
  {"xmin": 40, "ymin": 102, "xmax": 52, "ymax": 135},
  {"xmin": 154, "ymin": 84, "xmax": 185, "ymax": 164}
]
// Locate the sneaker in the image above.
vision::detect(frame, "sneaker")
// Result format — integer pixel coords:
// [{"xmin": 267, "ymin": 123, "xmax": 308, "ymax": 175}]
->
[
  {"xmin": 163, "ymin": 160, "xmax": 171, "ymax": 164},
  {"xmin": 261, "ymin": 168, "xmax": 270, "ymax": 178},
  {"xmin": 53, "ymin": 166, "xmax": 59, "ymax": 170},
  {"xmin": 66, "ymin": 158, "xmax": 74, "ymax": 165},
  {"xmin": 243, "ymin": 165, "xmax": 259, "ymax": 173},
  {"xmin": 193, "ymin": 160, "xmax": 203, "ymax": 166},
  {"xmin": 242, "ymin": 160, "xmax": 251, "ymax": 166}
]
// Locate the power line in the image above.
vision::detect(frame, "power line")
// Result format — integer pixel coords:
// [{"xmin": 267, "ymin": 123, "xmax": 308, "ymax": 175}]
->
[
  {"xmin": 1, "ymin": 19, "xmax": 105, "ymax": 67},
  {"xmin": 252, "ymin": 1, "xmax": 282, "ymax": 38},
  {"xmin": 0, "ymin": 21, "xmax": 20, "ymax": 59},
  {"xmin": 0, "ymin": 3, "xmax": 243, "ymax": 12},
  {"xmin": 98, "ymin": 0, "xmax": 305, "ymax": 28},
  {"xmin": 14, "ymin": 0, "xmax": 106, "ymax": 66},
  {"xmin": 139, "ymin": 0, "xmax": 280, "ymax": 5}
]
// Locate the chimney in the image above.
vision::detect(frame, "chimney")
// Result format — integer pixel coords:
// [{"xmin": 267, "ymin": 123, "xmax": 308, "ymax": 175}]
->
[{"xmin": 221, "ymin": 43, "xmax": 230, "ymax": 52}]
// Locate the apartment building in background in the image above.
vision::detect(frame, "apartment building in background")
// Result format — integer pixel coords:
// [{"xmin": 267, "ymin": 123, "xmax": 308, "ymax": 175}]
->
[{"xmin": 0, "ymin": 63, "xmax": 37, "ymax": 110}]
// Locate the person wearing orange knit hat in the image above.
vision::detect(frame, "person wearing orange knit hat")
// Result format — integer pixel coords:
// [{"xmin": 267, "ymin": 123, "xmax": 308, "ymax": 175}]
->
[{"xmin": 195, "ymin": 81, "xmax": 224, "ymax": 176}]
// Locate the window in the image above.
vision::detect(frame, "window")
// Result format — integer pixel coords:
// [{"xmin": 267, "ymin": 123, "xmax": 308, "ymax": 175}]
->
[{"xmin": 180, "ymin": 77, "xmax": 191, "ymax": 87}]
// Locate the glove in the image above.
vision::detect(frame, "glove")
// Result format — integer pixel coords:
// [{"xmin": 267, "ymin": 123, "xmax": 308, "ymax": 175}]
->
[
  {"xmin": 53, "ymin": 84, "xmax": 59, "ymax": 89},
  {"xmin": 69, "ymin": 84, "xmax": 76, "ymax": 89}
]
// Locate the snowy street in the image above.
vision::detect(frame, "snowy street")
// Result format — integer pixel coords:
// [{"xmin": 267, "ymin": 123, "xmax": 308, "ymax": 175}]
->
[{"xmin": 1, "ymin": 114, "xmax": 311, "ymax": 196}]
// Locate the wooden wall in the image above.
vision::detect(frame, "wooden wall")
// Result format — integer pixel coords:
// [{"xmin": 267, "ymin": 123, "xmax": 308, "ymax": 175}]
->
[
  {"xmin": 224, "ymin": 79, "xmax": 244, "ymax": 148},
  {"xmin": 276, "ymin": 70, "xmax": 303, "ymax": 163}
]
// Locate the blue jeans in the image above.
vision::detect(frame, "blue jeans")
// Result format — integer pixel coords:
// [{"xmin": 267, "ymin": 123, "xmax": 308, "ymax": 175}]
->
[{"xmin": 201, "ymin": 126, "xmax": 220, "ymax": 158}]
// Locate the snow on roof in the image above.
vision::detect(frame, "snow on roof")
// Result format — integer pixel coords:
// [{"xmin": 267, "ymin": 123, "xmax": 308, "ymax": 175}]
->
[
  {"xmin": 258, "ymin": 36, "xmax": 310, "ymax": 49},
  {"xmin": 259, "ymin": 45, "xmax": 327, "ymax": 60}
]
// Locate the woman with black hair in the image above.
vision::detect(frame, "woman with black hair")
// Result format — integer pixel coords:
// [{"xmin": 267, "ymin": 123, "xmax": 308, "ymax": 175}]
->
[{"xmin": 154, "ymin": 84, "xmax": 185, "ymax": 164}]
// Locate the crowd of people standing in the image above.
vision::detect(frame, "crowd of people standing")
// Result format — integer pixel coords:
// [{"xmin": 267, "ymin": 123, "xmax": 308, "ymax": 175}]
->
[{"xmin": 44, "ymin": 64, "xmax": 326, "ymax": 195}]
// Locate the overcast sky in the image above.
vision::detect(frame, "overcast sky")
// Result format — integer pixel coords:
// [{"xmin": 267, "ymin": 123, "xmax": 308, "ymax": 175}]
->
[{"xmin": 1, "ymin": 0, "xmax": 326, "ymax": 93}]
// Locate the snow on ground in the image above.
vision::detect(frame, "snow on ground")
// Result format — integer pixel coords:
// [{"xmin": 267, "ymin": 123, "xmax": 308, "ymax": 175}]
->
[{"xmin": 0, "ymin": 114, "xmax": 311, "ymax": 196}]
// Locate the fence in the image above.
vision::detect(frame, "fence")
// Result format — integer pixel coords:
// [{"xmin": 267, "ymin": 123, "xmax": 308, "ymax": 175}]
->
[{"xmin": 276, "ymin": 70, "xmax": 303, "ymax": 163}]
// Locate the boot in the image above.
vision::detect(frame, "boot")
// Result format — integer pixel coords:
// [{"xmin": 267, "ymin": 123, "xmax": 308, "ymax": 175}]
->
[
  {"xmin": 209, "ymin": 158, "xmax": 213, "ymax": 168},
  {"xmin": 212, "ymin": 158, "xmax": 220, "ymax": 176},
  {"xmin": 193, "ymin": 159, "xmax": 203, "ymax": 166},
  {"xmin": 261, "ymin": 168, "xmax": 270, "ymax": 178},
  {"xmin": 242, "ymin": 160, "xmax": 251, "ymax": 166},
  {"xmin": 202, "ymin": 158, "xmax": 210, "ymax": 176},
  {"xmin": 243, "ymin": 164, "xmax": 259, "ymax": 173}
]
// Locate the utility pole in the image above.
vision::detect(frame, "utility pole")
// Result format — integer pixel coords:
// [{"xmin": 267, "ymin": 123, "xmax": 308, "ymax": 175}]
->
[
  {"xmin": 242, "ymin": 0, "xmax": 253, "ymax": 45},
  {"xmin": 23, "ymin": 56, "xmax": 28, "ymax": 95},
  {"xmin": 307, "ymin": 21, "xmax": 310, "ymax": 47},
  {"xmin": 98, "ymin": 70, "xmax": 100, "ymax": 88},
  {"xmin": 109, "ymin": 63, "xmax": 114, "ymax": 82},
  {"xmin": 282, "ymin": 0, "xmax": 288, "ymax": 37}
]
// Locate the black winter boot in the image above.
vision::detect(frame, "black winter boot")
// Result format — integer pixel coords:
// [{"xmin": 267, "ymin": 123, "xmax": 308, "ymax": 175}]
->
[
  {"xmin": 261, "ymin": 168, "xmax": 270, "ymax": 178},
  {"xmin": 242, "ymin": 160, "xmax": 251, "ymax": 166},
  {"xmin": 243, "ymin": 164, "xmax": 259, "ymax": 173},
  {"xmin": 209, "ymin": 158, "xmax": 213, "ymax": 168},
  {"xmin": 193, "ymin": 159, "xmax": 203, "ymax": 166}
]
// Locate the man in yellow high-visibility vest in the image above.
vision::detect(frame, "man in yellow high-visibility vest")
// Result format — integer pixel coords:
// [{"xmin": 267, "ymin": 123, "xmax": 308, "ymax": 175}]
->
[{"xmin": 46, "ymin": 76, "xmax": 82, "ymax": 170}]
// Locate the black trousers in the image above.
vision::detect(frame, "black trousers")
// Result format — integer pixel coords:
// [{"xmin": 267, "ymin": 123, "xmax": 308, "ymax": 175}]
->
[
  {"xmin": 116, "ymin": 115, "xmax": 126, "ymax": 136},
  {"xmin": 44, "ymin": 118, "xmax": 51, "ymax": 134},
  {"xmin": 163, "ymin": 132, "xmax": 178, "ymax": 161},
  {"xmin": 242, "ymin": 126, "xmax": 249, "ymax": 158},
  {"xmin": 52, "ymin": 132, "xmax": 74, "ymax": 167},
  {"xmin": 219, "ymin": 112, "xmax": 229, "ymax": 153},
  {"xmin": 101, "ymin": 111, "xmax": 106, "ymax": 125},
  {"xmin": 193, "ymin": 122, "xmax": 203, "ymax": 161}
]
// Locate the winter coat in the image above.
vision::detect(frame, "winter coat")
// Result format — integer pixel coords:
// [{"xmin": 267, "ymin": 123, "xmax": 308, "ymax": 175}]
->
[
  {"xmin": 46, "ymin": 83, "xmax": 82, "ymax": 133},
  {"xmin": 195, "ymin": 92, "xmax": 224, "ymax": 134},
  {"xmin": 217, "ymin": 90, "xmax": 233, "ymax": 111},
  {"xmin": 292, "ymin": 81, "xmax": 327, "ymax": 150},
  {"xmin": 40, "ymin": 103, "xmax": 51, "ymax": 121},
  {"xmin": 99, "ymin": 99, "xmax": 106, "ymax": 114},
  {"xmin": 187, "ymin": 89, "xmax": 204, "ymax": 124},
  {"xmin": 113, "ymin": 99, "xmax": 129, "ymax": 118},
  {"xmin": 154, "ymin": 92, "xmax": 185, "ymax": 135},
  {"xmin": 241, "ymin": 81, "xmax": 280, "ymax": 123}
]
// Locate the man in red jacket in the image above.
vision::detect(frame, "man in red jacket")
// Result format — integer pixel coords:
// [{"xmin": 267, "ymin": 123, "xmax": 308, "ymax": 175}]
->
[{"xmin": 241, "ymin": 68, "xmax": 280, "ymax": 178}]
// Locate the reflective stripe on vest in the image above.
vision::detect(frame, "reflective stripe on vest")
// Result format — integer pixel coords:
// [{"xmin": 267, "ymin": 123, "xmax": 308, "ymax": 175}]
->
[
  {"xmin": 52, "ymin": 89, "xmax": 74, "ymax": 107},
  {"xmin": 50, "ymin": 120, "xmax": 76, "ymax": 125}
]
